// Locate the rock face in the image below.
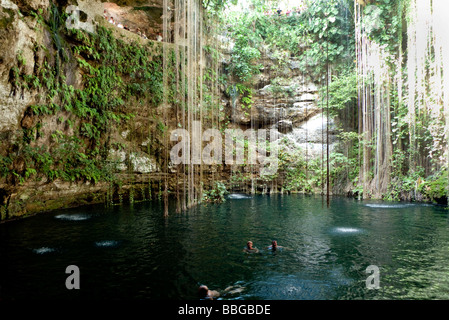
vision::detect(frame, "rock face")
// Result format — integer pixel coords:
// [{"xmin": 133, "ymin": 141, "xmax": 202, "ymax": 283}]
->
[
  {"xmin": 103, "ymin": 1, "xmax": 164, "ymax": 40},
  {"xmin": 230, "ymin": 75, "xmax": 321, "ymax": 129},
  {"xmin": 283, "ymin": 113, "xmax": 338, "ymax": 159},
  {"xmin": 0, "ymin": 0, "xmax": 167, "ymax": 221},
  {"xmin": 225, "ymin": 53, "xmax": 337, "ymax": 160},
  {"xmin": 227, "ymin": 49, "xmax": 324, "ymax": 132},
  {"xmin": 0, "ymin": 0, "xmax": 47, "ymax": 133},
  {"xmin": 276, "ymin": 119, "xmax": 292, "ymax": 134}
]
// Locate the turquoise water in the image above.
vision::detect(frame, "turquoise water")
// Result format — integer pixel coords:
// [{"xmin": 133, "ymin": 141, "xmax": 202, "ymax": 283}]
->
[{"xmin": 1, "ymin": 194, "xmax": 449, "ymax": 300}]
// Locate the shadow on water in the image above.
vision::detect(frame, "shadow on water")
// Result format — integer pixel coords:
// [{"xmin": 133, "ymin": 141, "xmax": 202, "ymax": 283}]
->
[{"xmin": 0, "ymin": 195, "xmax": 448, "ymax": 300}]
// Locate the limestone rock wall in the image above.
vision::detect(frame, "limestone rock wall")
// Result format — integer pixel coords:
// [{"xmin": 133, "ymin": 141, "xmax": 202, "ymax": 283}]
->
[
  {"xmin": 0, "ymin": 0, "xmax": 48, "ymax": 133},
  {"xmin": 0, "ymin": 0, "xmax": 168, "ymax": 221},
  {"xmin": 224, "ymin": 52, "xmax": 338, "ymax": 159}
]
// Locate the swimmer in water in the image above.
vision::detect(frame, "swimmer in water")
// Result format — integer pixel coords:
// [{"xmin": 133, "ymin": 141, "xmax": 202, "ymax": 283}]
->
[
  {"xmin": 198, "ymin": 285, "xmax": 220, "ymax": 300},
  {"xmin": 198, "ymin": 284, "xmax": 246, "ymax": 300},
  {"xmin": 267, "ymin": 240, "xmax": 284, "ymax": 251},
  {"xmin": 243, "ymin": 241, "xmax": 259, "ymax": 253}
]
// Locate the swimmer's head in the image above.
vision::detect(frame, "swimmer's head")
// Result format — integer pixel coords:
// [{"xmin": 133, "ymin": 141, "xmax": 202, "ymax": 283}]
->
[
  {"xmin": 198, "ymin": 285, "xmax": 209, "ymax": 298},
  {"xmin": 247, "ymin": 241, "xmax": 253, "ymax": 249}
]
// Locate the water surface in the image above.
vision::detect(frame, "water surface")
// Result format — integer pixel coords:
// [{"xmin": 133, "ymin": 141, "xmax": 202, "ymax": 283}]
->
[{"xmin": 0, "ymin": 195, "xmax": 448, "ymax": 300}]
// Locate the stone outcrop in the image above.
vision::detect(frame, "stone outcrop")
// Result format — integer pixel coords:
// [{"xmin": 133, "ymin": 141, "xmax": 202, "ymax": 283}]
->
[
  {"xmin": 103, "ymin": 0, "xmax": 164, "ymax": 40},
  {"xmin": 230, "ymin": 75, "xmax": 321, "ymax": 130},
  {"xmin": 224, "ymin": 51, "xmax": 338, "ymax": 160},
  {"xmin": 0, "ymin": 0, "xmax": 48, "ymax": 133},
  {"xmin": 283, "ymin": 113, "xmax": 338, "ymax": 159}
]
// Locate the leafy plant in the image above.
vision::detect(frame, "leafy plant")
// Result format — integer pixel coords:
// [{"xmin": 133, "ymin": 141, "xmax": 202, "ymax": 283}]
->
[{"xmin": 202, "ymin": 181, "xmax": 229, "ymax": 203}]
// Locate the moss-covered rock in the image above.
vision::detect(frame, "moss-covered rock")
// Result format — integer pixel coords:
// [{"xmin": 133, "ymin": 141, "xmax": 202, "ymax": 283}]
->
[{"xmin": 423, "ymin": 170, "xmax": 448, "ymax": 204}]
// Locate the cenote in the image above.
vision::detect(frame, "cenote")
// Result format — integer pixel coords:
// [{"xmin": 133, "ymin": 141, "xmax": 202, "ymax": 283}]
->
[{"xmin": 1, "ymin": 195, "xmax": 449, "ymax": 300}]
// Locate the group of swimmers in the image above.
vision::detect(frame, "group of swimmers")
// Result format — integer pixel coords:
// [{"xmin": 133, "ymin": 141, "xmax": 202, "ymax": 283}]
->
[
  {"xmin": 198, "ymin": 240, "xmax": 284, "ymax": 299},
  {"xmin": 243, "ymin": 240, "xmax": 283, "ymax": 253}
]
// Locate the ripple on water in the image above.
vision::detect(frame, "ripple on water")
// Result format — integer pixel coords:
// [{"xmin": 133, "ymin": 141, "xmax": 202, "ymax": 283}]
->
[
  {"xmin": 332, "ymin": 227, "xmax": 362, "ymax": 234},
  {"xmin": 250, "ymin": 274, "xmax": 337, "ymax": 300},
  {"xmin": 54, "ymin": 213, "xmax": 91, "ymax": 221},
  {"xmin": 32, "ymin": 247, "xmax": 56, "ymax": 254},
  {"xmin": 95, "ymin": 240, "xmax": 119, "ymax": 248},
  {"xmin": 364, "ymin": 204, "xmax": 415, "ymax": 209},
  {"xmin": 227, "ymin": 194, "xmax": 252, "ymax": 200}
]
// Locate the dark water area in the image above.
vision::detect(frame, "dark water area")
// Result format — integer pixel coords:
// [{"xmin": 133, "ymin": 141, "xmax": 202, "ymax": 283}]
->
[{"xmin": 1, "ymin": 194, "xmax": 449, "ymax": 300}]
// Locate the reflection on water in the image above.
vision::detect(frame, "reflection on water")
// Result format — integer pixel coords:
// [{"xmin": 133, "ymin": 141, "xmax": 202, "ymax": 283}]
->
[
  {"xmin": 54, "ymin": 213, "xmax": 92, "ymax": 221},
  {"xmin": 32, "ymin": 247, "xmax": 57, "ymax": 254},
  {"xmin": 364, "ymin": 204, "xmax": 415, "ymax": 209},
  {"xmin": 227, "ymin": 193, "xmax": 253, "ymax": 200},
  {"xmin": 332, "ymin": 227, "xmax": 362, "ymax": 234},
  {"xmin": 0, "ymin": 195, "xmax": 448, "ymax": 300},
  {"xmin": 95, "ymin": 240, "xmax": 120, "ymax": 248}
]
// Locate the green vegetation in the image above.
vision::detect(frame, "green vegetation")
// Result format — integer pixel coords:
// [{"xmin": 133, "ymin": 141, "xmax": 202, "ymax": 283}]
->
[
  {"xmin": 220, "ymin": 0, "xmax": 447, "ymax": 203},
  {"xmin": 3, "ymin": 5, "xmax": 164, "ymax": 186},
  {"xmin": 224, "ymin": 0, "xmax": 354, "ymax": 79},
  {"xmin": 202, "ymin": 181, "xmax": 229, "ymax": 203},
  {"xmin": 221, "ymin": 0, "xmax": 361, "ymax": 196},
  {"xmin": 1, "ymin": 0, "xmax": 448, "ymax": 221}
]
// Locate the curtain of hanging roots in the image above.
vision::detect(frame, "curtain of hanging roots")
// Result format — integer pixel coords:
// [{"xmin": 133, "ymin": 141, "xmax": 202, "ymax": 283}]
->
[
  {"xmin": 161, "ymin": 0, "xmax": 226, "ymax": 212},
  {"xmin": 355, "ymin": 0, "xmax": 449, "ymax": 198},
  {"xmin": 355, "ymin": 1, "xmax": 392, "ymax": 198},
  {"xmin": 407, "ymin": 0, "xmax": 449, "ymax": 175}
]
